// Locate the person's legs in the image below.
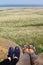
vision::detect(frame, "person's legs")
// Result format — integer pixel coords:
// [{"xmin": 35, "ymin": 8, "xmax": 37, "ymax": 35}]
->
[
  {"xmin": 0, "ymin": 59, "xmax": 11, "ymax": 65},
  {"xmin": 22, "ymin": 44, "xmax": 37, "ymax": 65},
  {"xmin": 11, "ymin": 58, "xmax": 19, "ymax": 65}
]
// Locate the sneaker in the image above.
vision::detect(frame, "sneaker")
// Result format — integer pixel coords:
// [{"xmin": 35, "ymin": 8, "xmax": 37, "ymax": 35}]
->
[
  {"xmin": 8, "ymin": 47, "xmax": 14, "ymax": 60},
  {"xmin": 13, "ymin": 46, "xmax": 20, "ymax": 60}
]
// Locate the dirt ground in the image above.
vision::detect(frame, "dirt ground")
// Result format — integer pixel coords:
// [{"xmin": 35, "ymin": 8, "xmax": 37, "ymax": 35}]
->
[{"xmin": 0, "ymin": 38, "xmax": 22, "ymax": 61}]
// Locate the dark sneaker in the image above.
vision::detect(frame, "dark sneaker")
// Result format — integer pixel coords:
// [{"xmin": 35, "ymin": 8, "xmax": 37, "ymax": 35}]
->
[
  {"xmin": 13, "ymin": 46, "xmax": 20, "ymax": 60},
  {"xmin": 8, "ymin": 47, "xmax": 14, "ymax": 60}
]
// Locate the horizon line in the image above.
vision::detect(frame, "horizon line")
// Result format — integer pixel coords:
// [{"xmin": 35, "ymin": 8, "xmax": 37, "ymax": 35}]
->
[{"xmin": 0, "ymin": 4, "xmax": 43, "ymax": 5}]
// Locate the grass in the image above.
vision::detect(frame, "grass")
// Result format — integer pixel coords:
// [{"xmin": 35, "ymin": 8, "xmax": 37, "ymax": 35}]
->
[{"xmin": 0, "ymin": 8, "xmax": 43, "ymax": 54}]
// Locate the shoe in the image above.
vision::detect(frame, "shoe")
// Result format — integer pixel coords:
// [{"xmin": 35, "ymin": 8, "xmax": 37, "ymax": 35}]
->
[
  {"xmin": 13, "ymin": 46, "xmax": 20, "ymax": 60},
  {"xmin": 23, "ymin": 45, "xmax": 30, "ymax": 53},
  {"xmin": 29, "ymin": 44, "xmax": 36, "ymax": 53},
  {"xmin": 8, "ymin": 47, "xmax": 14, "ymax": 60}
]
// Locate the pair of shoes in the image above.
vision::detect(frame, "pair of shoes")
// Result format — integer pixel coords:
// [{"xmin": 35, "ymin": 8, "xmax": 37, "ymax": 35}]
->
[
  {"xmin": 7, "ymin": 46, "xmax": 20, "ymax": 61},
  {"xmin": 23, "ymin": 44, "xmax": 36, "ymax": 54}
]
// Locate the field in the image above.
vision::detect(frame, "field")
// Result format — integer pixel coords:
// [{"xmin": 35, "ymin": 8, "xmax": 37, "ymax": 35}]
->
[{"xmin": 0, "ymin": 8, "xmax": 43, "ymax": 54}]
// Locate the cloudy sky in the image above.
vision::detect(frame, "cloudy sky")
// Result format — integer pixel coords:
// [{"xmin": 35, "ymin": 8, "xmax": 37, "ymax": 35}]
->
[{"xmin": 0, "ymin": 0, "xmax": 43, "ymax": 5}]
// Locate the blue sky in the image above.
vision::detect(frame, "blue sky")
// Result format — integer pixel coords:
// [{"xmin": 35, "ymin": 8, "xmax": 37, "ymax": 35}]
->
[{"xmin": 0, "ymin": 0, "xmax": 43, "ymax": 5}]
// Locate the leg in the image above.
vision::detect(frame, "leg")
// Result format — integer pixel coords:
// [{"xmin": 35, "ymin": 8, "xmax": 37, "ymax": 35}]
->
[
  {"xmin": 0, "ymin": 59, "xmax": 10, "ymax": 65},
  {"xmin": 16, "ymin": 53, "xmax": 31, "ymax": 65},
  {"xmin": 29, "ymin": 44, "xmax": 38, "ymax": 65}
]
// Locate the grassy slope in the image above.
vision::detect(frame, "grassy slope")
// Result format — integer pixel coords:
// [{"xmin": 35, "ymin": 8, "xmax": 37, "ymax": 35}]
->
[{"xmin": 0, "ymin": 8, "xmax": 43, "ymax": 54}]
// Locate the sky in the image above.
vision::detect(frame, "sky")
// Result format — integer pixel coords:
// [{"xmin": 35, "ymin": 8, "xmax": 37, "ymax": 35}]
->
[{"xmin": 0, "ymin": 0, "xmax": 43, "ymax": 5}]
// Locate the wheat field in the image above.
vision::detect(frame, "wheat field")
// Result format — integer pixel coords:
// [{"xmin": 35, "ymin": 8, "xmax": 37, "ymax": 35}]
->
[{"xmin": 0, "ymin": 8, "xmax": 43, "ymax": 54}]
